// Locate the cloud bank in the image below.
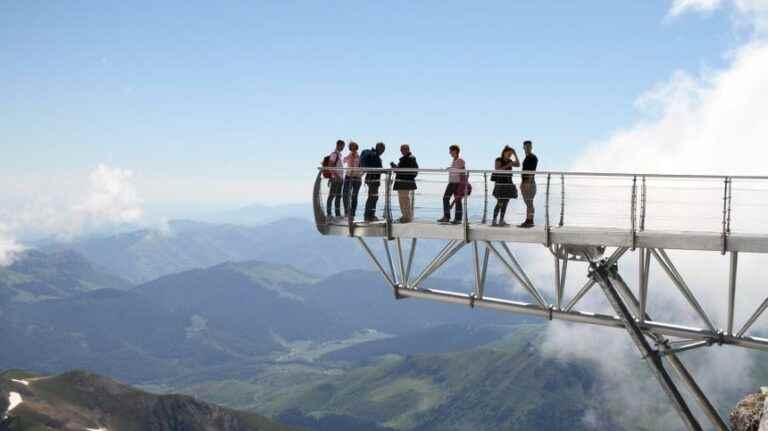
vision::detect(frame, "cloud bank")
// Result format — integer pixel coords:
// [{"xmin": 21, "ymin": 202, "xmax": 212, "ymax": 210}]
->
[{"xmin": 0, "ymin": 164, "xmax": 144, "ymax": 266}]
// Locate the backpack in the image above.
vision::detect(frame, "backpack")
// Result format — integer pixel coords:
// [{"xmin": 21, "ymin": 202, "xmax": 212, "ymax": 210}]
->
[
  {"xmin": 321, "ymin": 154, "xmax": 333, "ymax": 179},
  {"xmin": 359, "ymin": 149, "xmax": 375, "ymax": 168}
]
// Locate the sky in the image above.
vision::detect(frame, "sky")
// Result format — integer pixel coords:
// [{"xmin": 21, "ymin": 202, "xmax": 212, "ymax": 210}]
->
[{"xmin": 0, "ymin": 0, "xmax": 749, "ymax": 210}]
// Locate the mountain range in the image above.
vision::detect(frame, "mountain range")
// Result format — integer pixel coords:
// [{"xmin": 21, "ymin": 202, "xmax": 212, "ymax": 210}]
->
[{"xmin": 2, "ymin": 217, "xmax": 766, "ymax": 430}]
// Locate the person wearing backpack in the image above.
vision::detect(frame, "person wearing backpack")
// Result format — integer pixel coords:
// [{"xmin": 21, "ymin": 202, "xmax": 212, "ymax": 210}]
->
[
  {"xmin": 491, "ymin": 145, "xmax": 520, "ymax": 227},
  {"xmin": 361, "ymin": 142, "xmax": 386, "ymax": 222},
  {"xmin": 390, "ymin": 144, "xmax": 418, "ymax": 223},
  {"xmin": 323, "ymin": 140, "xmax": 345, "ymax": 220},
  {"xmin": 342, "ymin": 141, "xmax": 362, "ymax": 219},
  {"xmin": 438, "ymin": 145, "xmax": 466, "ymax": 225}
]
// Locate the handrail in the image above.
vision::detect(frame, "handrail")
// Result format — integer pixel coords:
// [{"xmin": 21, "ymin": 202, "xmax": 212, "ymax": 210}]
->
[
  {"xmin": 316, "ymin": 165, "xmax": 768, "ymax": 243},
  {"xmin": 318, "ymin": 166, "xmax": 768, "ymax": 180}
]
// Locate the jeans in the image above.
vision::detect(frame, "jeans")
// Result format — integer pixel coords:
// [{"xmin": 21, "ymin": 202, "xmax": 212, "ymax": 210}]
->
[
  {"xmin": 326, "ymin": 178, "xmax": 343, "ymax": 217},
  {"xmin": 343, "ymin": 176, "xmax": 362, "ymax": 218},
  {"xmin": 442, "ymin": 183, "xmax": 463, "ymax": 221},
  {"xmin": 364, "ymin": 180, "xmax": 380, "ymax": 220}
]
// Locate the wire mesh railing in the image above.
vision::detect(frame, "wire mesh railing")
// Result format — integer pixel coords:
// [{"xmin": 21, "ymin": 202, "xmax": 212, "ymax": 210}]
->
[{"xmin": 315, "ymin": 167, "xmax": 768, "ymax": 240}]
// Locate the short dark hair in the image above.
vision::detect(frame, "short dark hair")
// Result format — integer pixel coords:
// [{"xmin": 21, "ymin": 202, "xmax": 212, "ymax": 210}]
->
[
  {"xmin": 523, "ymin": 140, "xmax": 532, "ymax": 147},
  {"xmin": 501, "ymin": 145, "xmax": 513, "ymax": 158},
  {"xmin": 449, "ymin": 145, "xmax": 460, "ymax": 153},
  {"xmin": 336, "ymin": 140, "xmax": 345, "ymax": 146}
]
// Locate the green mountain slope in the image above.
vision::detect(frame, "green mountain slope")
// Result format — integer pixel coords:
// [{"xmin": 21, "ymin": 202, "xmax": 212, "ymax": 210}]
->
[
  {"xmin": 269, "ymin": 325, "xmax": 619, "ymax": 431},
  {"xmin": 0, "ymin": 369, "xmax": 300, "ymax": 431},
  {"xmin": 0, "ymin": 250, "xmax": 132, "ymax": 304}
]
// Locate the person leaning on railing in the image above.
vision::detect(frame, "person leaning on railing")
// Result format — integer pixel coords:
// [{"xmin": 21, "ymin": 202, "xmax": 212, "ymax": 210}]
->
[
  {"xmin": 519, "ymin": 140, "xmax": 538, "ymax": 228},
  {"xmin": 361, "ymin": 142, "xmax": 386, "ymax": 222},
  {"xmin": 342, "ymin": 141, "xmax": 362, "ymax": 219},
  {"xmin": 492, "ymin": 145, "xmax": 520, "ymax": 227},
  {"xmin": 390, "ymin": 144, "xmax": 419, "ymax": 223},
  {"xmin": 438, "ymin": 145, "xmax": 466, "ymax": 225}
]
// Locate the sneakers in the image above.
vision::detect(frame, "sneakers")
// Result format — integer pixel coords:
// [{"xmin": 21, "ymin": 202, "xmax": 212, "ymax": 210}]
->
[
  {"xmin": 397, "ymin": 217, "xmax": 413, "ymax": 223},
  {"xmin": 491, "ymin": 220, "xmax": 499, "ymax": 227},
  {"xmin": 499, "ymin": 221, "xmax": 509, "ymax": 227},
  {"xmin": 450, "ymin": 219, "xmax": 462, "ymax": 225},
  {"xmin": 364, "ymin": 216, "xmax": 381, "ymax": 223},
  {"xmin": 437, "ymin": 217, "xmax": 450, "ymax": 223}
]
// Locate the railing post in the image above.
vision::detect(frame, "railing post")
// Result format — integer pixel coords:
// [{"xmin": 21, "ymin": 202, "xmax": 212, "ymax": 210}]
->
[
  {"xmin": 721, "ymin": 176, "xmax": 730, "ymax": 255},
  {"xmin": 385, "ymin": 170, "xmax": 393, "ymax": 240},
  {"xmin": 640, "ymin": 176, "xmax": 646, "ymax": 232},
  {"xmin": 558, "ymin": 173, "xmax": 565, "ymax": 227},
  {"xmin": 631, "ymin": 175, "xmax": 638, "ymax": 250},
  {"xmin": 482, "ymin": 172, "xmax": 489, "ymax": 225},
  {"xmin": 463, "ymin": 172, "xmax": 470, "ymax": 243},
  {"xmin": 545, "ymin": 173, "xmax": 552, "ymax": 247}
]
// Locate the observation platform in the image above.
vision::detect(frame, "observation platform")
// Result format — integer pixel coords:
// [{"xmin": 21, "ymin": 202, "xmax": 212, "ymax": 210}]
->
[{"xmin": 313, "ymin": 167, "xmax": 768, "ymax": 431}]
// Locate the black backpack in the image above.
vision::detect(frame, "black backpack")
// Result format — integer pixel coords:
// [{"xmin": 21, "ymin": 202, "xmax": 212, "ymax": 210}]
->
[{"xmin": 360, "ymin": 149, "xmax": 375, "ymax": 168}]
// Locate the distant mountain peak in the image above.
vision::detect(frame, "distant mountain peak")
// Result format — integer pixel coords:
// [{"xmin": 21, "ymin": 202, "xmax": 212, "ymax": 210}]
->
[{"xmin": 0, "ymin": 369, "xmax": 299, "ymax": 431}]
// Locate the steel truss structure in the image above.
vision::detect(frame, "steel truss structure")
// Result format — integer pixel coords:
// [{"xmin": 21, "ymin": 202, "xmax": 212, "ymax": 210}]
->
[
  {"xmin": 314, "ymin": 168, "xmax": 768, "ymax": 430},
  {"xmin": 356, "ymin": 237, "xmax": 768, "ymax": 431}
]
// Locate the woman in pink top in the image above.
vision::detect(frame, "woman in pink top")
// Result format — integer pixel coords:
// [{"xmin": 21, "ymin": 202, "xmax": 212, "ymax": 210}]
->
[
  {"xmin": 342, "ymin": 142, "xmax": 362, "ymax": 219},
  {"xmin": 438, "ymin": 145, "xmax": 466, "ymax": 224}
]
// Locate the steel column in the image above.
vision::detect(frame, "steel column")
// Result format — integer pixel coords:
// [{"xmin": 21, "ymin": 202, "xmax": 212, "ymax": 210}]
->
[
  {"xmin": 728, "ymin": 251, "xmax": 738, "ymax": 335},
  {"xmin": 589, "ymin": 260, "xmax": 702, "ymax": 431}
]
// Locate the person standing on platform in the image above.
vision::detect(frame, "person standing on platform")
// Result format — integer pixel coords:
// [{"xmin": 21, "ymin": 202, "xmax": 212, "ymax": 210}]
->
[
  {"xmin": 438, "ymin": 145, "xmax": 466, "ymax": 225},
  {"xmin": 519, "ymin": 140, "xmax": 538, "ymax": 228},
  {"xmin": 342, "ymin": 141, "xmax": 362, "ymax": 219},
  {"xmin": 325, "ymin": 140, "xmax": 345, "ymax": 220},
  {"xmin": 491, "ymin": 145, "xmax": 520, "ymax": 227},
  {"xmin": 391, "ymin": 144, "xmax": 419, "ymax": 223},
  {"xmin": 361, "ymin": 142, "xmax": 386, "ymax": 222}
]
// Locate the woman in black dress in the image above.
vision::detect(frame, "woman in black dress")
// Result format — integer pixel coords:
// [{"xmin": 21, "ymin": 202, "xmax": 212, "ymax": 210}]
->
[{"xmin": 492, "ymin": 146, "xmax": 520, "ymax": 226}]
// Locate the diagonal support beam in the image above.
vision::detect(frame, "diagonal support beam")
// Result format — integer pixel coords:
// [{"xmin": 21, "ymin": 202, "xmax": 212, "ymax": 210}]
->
[
  {"xmin": 357, "ymin": 238, "xmax": 396, "ymax": 287},
  {"xmin": 486, "ymin": 242, "xmax": 548, "ymax": 308},
  {"xmin": 410, "ymin": 241, "xmax": 466, "ymax": 290},
  {"xmin": 650, "ymin": 249, "xmax": 718, "ymax": 333},
  {"xmin": 563, "ymin": 247, "xmax": 627, "ymax": 312},
  {"xmin": 737, "ymin": 296, "xmax": 768, "ymax": 337}
]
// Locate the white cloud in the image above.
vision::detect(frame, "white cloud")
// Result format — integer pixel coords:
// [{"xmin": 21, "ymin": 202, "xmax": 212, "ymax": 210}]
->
[
  {"xmin": 0, "ymin": 164, "xmax": 145, "ymax": 260},
  {"xmin": 670, "ymin": 0, "xmax": 724, "ymax": 16},
  {"xmin": 670, "ymin": 0, "xmax": 768, "ymax": 33},
  {"xmin": 0, "ymin": 225, "xmax": 25, "ymax": 267},
  {"xmin": 73, "ymin": 164, "xmax": 143, "ymax": 227}
]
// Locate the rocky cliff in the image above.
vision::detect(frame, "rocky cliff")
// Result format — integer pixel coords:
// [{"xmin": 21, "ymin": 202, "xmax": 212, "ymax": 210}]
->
[{"xmin": 731, "ymin": 388, "xmax": 768, "ymax": 431}]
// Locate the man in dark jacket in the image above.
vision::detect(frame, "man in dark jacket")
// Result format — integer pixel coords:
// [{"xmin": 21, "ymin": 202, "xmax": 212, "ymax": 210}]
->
[
  {"xmin": 362, "ymin": 142, "xmax": 386, "ymax": 222},
  {"xmin": 391, "ymin": 144, "xmax": 418, "ymax": 223}
]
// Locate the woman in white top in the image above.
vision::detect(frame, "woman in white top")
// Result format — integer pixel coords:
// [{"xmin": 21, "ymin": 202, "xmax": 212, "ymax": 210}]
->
[{"xmin": 342, "ymin": 141, "xmax": 361, "ymax": 218}]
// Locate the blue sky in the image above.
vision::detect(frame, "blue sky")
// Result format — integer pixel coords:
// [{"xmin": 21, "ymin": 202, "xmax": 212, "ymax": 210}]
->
[{"xmin": 0, "ymin": 1, "xmax": 743, "ymax": 208}]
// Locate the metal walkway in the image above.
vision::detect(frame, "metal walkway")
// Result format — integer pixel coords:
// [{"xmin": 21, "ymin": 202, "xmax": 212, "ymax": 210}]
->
[{"xmin": 313, "ymin": 167, "xmax": 768, "ymax": 431}]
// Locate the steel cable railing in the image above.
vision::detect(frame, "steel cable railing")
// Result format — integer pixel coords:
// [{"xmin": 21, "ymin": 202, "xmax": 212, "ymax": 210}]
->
[{"xmin": 315, "ymin": 167, "xmax": 768, "ymax": 241}]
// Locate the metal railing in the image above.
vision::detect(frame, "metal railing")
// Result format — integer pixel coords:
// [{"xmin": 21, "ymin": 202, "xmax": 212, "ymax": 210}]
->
[{"xmin": 314, "ymin": 167, "xmax": 768, "ymax": 246}]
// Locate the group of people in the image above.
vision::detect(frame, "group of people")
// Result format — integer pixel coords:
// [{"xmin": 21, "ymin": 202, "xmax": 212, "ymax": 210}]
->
[{"xmin": 322, "ymin": 140, "xmax": 539, "ymax": 228}]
